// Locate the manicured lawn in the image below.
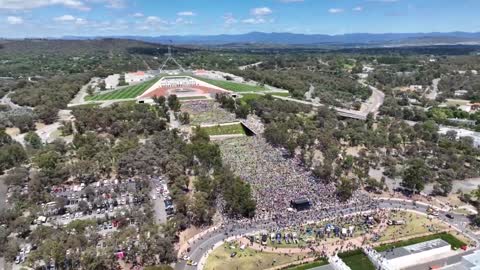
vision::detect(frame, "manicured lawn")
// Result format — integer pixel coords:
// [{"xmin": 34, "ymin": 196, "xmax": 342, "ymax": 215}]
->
[
  {"xmin": 202, "ymin": 123, "xmax": 246, "ymax": 136},
  {"xmin": 338, "ymin": 250, "xmax": 375, "ymax": 270},
  {"xmin": 86, "ymin": 78, "xmax": 159, "ymax": 101},
  {"xmin": 375, "ymin": 232, "xmax": 466, "ymax": 252},
  {"xmin": 197, "ymin": 77, "xmax": 267, "ymax": 92},
  {"xmin": 204, "ymin": 243, "xmax": 310, "ymax": 270},
  {"xmin": 282, "ymin": 259, "xmax": 329, "ymax": 270}
]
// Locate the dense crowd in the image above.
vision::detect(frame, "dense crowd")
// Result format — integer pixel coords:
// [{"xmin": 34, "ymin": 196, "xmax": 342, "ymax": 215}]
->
[
  {"xmin": 181, "ymin": 100, "xmax": 237, "ymax": 125},
  {"xmin": 217, "ymin": 136, "xmax": 374, "ymax": 227}
]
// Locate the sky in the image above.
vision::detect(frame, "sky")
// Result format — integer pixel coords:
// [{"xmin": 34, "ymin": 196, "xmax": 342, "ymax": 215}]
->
[{"xmin": 0, "ymin": 0, "xmax": 479, "ymax": 38}]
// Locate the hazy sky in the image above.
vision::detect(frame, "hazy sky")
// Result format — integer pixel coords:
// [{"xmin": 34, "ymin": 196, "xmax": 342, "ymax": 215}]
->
[{"xmin": 0, "ymin": 0, "xmax": 479, "ymax": 38}]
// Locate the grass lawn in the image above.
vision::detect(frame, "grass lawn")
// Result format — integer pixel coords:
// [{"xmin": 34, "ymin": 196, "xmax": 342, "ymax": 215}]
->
[
  {"xmin": 70, "ymin": 103, "xmax": 100, "ymax": 109},
  {"xmin": 86, "ymin": 78, "xmax": 159, "ymax": 101},
  {"xmin": 338, "ymin": 250, "xmax": 375, "ymax": 270},
  {"xmin": 202, "ymin": 123, "xmax": 246, "ymax": 136},
  {"xmin": 282, "ymin": 259, "xmax": 329, "ymax": 270},
  {"xmin": 271, "ymin": 92, "xmax": 291, "ymax": 97},
  {"xmin": 239, "ymin": 92, "xmax": 291, "ymax": 103},
  {"xmin": 197, "ymin": 77, "xmax": 267, "ymax": 92},
  {"xmin": 375, "ymin": 232, "xmax": 466, "ymax": 252},
  {"xmin": 204, "ymin": 243, "xmax": 310, "ymax": 270},
  {"xmin": 378, "ymin": 211, "xmax": 450, "ymax": 242}
]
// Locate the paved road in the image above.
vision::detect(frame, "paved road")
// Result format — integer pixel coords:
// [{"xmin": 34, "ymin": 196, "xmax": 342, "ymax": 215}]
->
[
  {"xmin": 267, "ymin": 82, "xmax": 384, "ymax": 121},
  {"xmin": 0, "ymin": 93, "xmax": 25, "ymax": 110},
  {"xmin": 151, "ymin": 190, "xmax": 168, "ymax": 224},
  {"xmin": 239, "ymin": 62, "xmax": 263, "ymax": 71},
  {"xmin": 175, "ymin": 198, "xmax": 477, "ymax": 270}
]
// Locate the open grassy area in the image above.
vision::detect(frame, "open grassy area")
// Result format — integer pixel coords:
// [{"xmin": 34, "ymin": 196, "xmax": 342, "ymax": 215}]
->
[
  {"xmin": 282, "ymin": 259, "xmax": 329, "ymax": 270},
  {"xmin": 204, "ymin": 243, "xmax": 310, "ymax": 270},
  {"xmin": 197, "ymin": 77, "xmax": 267, "ymax": 92},
  {"xmin": 338, "ymin": 250, "xmax": 375, "ymax": 270},
  {"xmin": 375, "ymin": 232, "xmax": 467, "ymax": 252},
  {"xmin": 202, "ymin": 123, "xmax": 246, "ymax": 136},
  {"xmin": 239, "ymin": 92, "xmax": 291, "ymax": 103},
  {"xmin": 378, "ymin": 211, "xmax": 450, "ymax": 242},
  {"xmin": 86, "ymin": 78, "xmax": 159, "ymax": 101}
]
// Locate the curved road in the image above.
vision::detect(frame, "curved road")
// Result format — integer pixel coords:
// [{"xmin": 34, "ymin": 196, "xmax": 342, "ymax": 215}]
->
[{"xmin": 175, "ymin": 198, "xmax": 477, "ymax": 270}]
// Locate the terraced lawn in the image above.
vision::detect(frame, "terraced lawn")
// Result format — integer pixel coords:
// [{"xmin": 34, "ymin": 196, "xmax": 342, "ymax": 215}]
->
[
  {"xmin": 86, "ymin": 78, "xmax": 159, "ymax": 101},
  {"xmin": 196, "ymin": 77, "xmax": 267, "ymax": 92}
]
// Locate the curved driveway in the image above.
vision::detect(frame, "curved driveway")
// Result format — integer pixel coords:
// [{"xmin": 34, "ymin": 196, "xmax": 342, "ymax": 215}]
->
[{"xmin": 175, "ymin": 198, "xmax": 478, "ymax": 270}]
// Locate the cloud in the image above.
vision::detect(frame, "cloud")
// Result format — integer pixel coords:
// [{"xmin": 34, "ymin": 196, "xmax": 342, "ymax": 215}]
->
[
  {"xmin": 328, "ymin": 8, "xmax": 344, "ymax": 14},
  {"xmin": 145, "ymin": 16, "xmax": 164, "ymax": 23},
  {"xmin": 53, "ymin": 14, "xmax": 87, "ymax": 25},
  {"xmin": 85, "ymin": 0, "xmax": 125, "ymax": 9},
  {"xmin": 54, "ymin": 14, "xmax": 76, "ymax": 21},
  {"xmin": 174, "ymin": 17, "xmax": 192, "ymax": 25},
  {"xmin": 7, "ymin": 16, "xmax": 23, "ymax": 24},
  {"xmin": 223, "ymin": 13, "xmax": 237, "ymax": 25},
  {"xmin": 103, "ymin": 0, "xmax": 124, "ymax": 9},
  {"xmin": 0, "ymin": 0, "xmax": 90, "ymax": 11},
  {"xmin": 251, "ymin": 7, "xmax": 272, "ymax": 16},
  {"xmin": 177, "ymin": 11, "xmax": 195, "ymax": 16},
  {"xmin": 353, "ymin": 6, "xmax": 363, "ymax": 12},
  {"xmin": 242, "ymin": 18, "xmax": 266, "ymax": 24},
  {"xmin": 132, "ymin": 12, "xmax": 144, "ymax": 17}
]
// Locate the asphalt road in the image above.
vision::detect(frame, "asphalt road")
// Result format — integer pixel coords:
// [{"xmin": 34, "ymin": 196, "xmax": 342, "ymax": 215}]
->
[{"xmin": 175, "ymin": 198, "xmax": 478, "ymax": 270}]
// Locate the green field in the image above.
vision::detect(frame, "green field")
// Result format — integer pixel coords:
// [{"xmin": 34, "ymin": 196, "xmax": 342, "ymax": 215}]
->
[
  {"xmin": 240, "ymin": 92, "xmax": 291, "ymax": 103},
  {"xmin": 197, "ymin": 77, "xmax": 267, "ymax": 92},
  {"xmin": 282, "ymin": 259, "xmax": 329, "ymax": 270},
  {"xmin": 338, "ymin": 250, "xmax": 375, "ymax": 270},
  {"xmin": 375, "ymin": 232, "xmax": 466, "ymax": 252},
  {"xmin": 86, "ymin": 78, "xmax": 159, "ymax": 101},
  {"xmin": 204, "ymin": 243, "xmax": 310, "ymax": 270},
  {"xmin": 201, "ymin": 123, "xmax": 246, "ymax": 136}
]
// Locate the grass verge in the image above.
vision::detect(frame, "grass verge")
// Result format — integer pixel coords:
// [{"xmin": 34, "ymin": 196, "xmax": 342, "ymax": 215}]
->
[
  {"xmin": 338, "ymin": 250, "xmax": 375, "ymax": 270},
  {"xmin": 375, "ymin": 232, "xmax": 466, "ymax": 252}
]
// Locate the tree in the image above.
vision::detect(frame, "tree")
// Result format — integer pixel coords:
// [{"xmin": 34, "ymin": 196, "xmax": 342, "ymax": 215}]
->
[
  {"xmin": 336, "ymin": 178, "xmax": 356, "ymax": 201},
  {"xmin": 33, "ymin": 150, "xmax": 61, "ymax": 171},
  {"xmin": 235, "ymin": 104, "xmax": 250, "ymax": 119},
  {"xmin": 0, "ymin": 143, "xmax": 27, "ymax": 174},
  {"xmin": 25, "ymin": 131, "xmax": 42, "ymax": 149},
  {"xmin": 153, "ymin": 95, "xmax": 166, "ymax": 107},
  {"xmin": 188, "ymin": 192, "xmax": 213, "ymax": 225},
  {"xmin": 167, "ymin": 95, "xmax": 181, "ymax": 111},
  {"xmin": 178, "ymin": 112, "xmax": 190, "ymax": 125},
  {"xmin": 145, "ymin": 266, "xmax": 174, "ymax": 270},
  {"xmin": 401, "ymin": 158, "xmax": 430, "ymax": 192}
]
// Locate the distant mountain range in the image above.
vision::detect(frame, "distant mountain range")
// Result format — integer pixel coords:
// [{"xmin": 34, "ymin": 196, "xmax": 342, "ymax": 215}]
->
[{"xmin": 63, "ymin": 31, "xmax": 480, "ymax": 47}]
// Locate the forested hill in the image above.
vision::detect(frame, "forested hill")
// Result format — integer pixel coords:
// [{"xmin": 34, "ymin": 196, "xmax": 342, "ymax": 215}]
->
[{"xmin": 0, "ymin": 38, "xmax": 195, "ymax": 55}]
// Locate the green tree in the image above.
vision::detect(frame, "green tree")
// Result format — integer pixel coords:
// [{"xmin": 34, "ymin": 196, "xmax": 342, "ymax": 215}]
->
[
  {"xmin": 25, "ymin": 131, "xmax": 42, "ymax": 149},
  {"xmin": 401, "ymin": 158, "xmax": 430, "ymax": 192}
]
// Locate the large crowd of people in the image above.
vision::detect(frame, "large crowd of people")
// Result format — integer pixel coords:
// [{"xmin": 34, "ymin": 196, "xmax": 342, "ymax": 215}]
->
[
  {"xmin": 181, "ymin": 100, "xmax": 237, "ymax": 125},
  {"xmin": 217, "ymin": 136, "xmax": 375, "ymax": 227}
]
